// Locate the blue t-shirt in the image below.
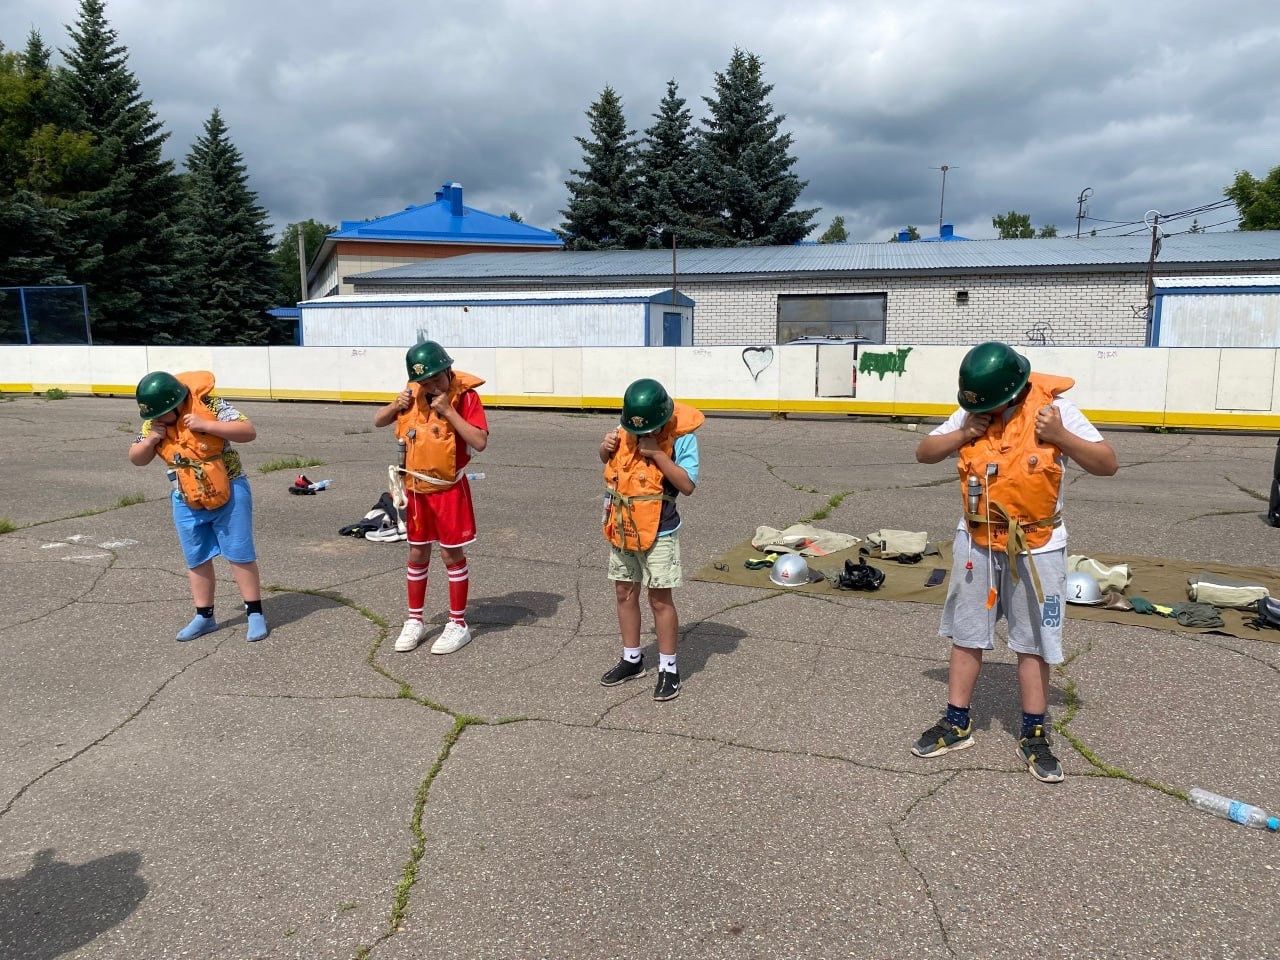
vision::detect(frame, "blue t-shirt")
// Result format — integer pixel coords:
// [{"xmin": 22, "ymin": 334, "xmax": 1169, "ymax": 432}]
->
[{"xmin": 658, "ymin": 434, "xmax": 700, "ymax": 536}]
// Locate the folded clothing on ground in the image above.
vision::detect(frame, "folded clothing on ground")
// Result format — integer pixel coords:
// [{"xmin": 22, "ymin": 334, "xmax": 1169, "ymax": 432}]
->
[
  {"xmin": 751, "ymin": 523, "xmax": 861, "ymax": 557},
  {"xmin": 1170, "ymin": 601, "xmax": 1225, "ymax": 628},
  {"xmin": 1067, "ymin": 555, "xmax": 1133, "ymax": 592},
  {"xmin": 864, "ymin": 529, "xmax": 929, "ymax": 559},
  {"xmin": 1187, "ymin": 574, "xmax": 1270, "ymax": 609}
]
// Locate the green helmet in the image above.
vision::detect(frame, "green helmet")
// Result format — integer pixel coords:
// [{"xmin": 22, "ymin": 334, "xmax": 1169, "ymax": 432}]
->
[
  {"xmin": 405, "ymin": 341, "xmax": 453, "ymax": 382},
  {"xmin": 957, "ymin": 341, "xmax": 1031, "ymax": 413},
  {"xmin": 620, "ymin": 378, "xmax": 674, "ymax": 435},
  {"xmin": 135, "ymin": 371, "xmax": 188, "ymax": 420}
]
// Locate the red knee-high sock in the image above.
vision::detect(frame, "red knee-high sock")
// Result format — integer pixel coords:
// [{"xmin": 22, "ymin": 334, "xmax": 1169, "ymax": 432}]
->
[
  {"xmin": 407, "ymin": 563, "xmax": 428, "ymax": 621},
  {"xmin": 445, "ymin": 559, "xmax": 469, "ymax": 626}
]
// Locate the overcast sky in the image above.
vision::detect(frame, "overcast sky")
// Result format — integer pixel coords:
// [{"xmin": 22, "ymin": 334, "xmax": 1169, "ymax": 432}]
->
[{"xmin": 5, "ymin": 0, "xmax": 1278, "ymax": 242}]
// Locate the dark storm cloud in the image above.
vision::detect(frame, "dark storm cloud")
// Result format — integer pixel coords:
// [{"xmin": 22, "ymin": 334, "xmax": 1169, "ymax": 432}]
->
[{"xmin": 5, "ymin": 0, "xmax": 1277, "ymax": 241}]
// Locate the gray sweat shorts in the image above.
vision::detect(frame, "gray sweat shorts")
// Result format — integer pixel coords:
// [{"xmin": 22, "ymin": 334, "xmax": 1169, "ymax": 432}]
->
[{"xmin": 940, "ymin": 527, "xmax": 1068, "ymax": 665}]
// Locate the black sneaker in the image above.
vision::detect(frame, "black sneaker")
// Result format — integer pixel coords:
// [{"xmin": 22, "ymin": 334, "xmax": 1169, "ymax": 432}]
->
[
  {"xmin": 910, "ymin": 719, "xmax": 974, "ymax": 758},
  {"xmin": 1017, "ymin": 725, "xmax": 1064, "ymax": 783},
  {"xmin": 600, "ymin": 656, "xmax": 645, "ymax": 687},
  {"xmin": 653, "ymin": 669, "xmax": 681, "ymax": 702}
]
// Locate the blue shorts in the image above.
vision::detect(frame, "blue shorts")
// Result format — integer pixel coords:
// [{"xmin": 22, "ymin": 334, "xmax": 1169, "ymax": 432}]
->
[{"xmin": 172, "ymin": 475, "xmax": 257, "ymax": 568}]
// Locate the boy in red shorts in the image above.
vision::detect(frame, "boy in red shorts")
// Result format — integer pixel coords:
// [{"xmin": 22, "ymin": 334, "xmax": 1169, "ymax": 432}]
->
[{"xmin": 374, "ymin": 341, "xmax": 489, "ymax": 654}]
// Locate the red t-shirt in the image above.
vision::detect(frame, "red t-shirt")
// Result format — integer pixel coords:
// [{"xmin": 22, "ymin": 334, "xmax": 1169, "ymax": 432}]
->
[{"xmin": 452, "ymin": 390, "xmax": 488, "ymax": 471}]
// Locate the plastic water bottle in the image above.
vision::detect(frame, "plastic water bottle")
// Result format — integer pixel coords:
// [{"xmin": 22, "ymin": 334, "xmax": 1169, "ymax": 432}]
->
[
  {"xmin": 1188, "ymin": 788, "xmax": 1280, "ymax": 831},
  {"xmin": 466, "ymin": 472, "xmax": 485, "ymax": 481},
  {"xmin": 310, "ymin": 479, "xmax": 332, "ymax": 491},
  {"xmin": 165, "ymin": 468, "xmax": 179, "ymax": 494}
]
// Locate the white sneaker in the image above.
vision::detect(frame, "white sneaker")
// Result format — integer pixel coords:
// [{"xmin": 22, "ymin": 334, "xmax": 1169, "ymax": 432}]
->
[
  {"xmin": 394, "ymin": 619, "xmax": 427, "ymax": 652},
  {"xmin": 430, "ymin": 621, "xmax": 472, "ymax": 655}
]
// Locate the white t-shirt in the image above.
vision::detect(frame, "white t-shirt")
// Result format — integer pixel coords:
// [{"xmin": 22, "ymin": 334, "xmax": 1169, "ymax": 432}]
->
[{"xmin": 931, "ymin": 397, "xmax": 1103, "ymax": 552}]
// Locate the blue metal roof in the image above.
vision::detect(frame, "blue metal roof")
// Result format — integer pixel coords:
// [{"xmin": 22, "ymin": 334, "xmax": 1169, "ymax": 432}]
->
[
  {"xmin": 330, "ymin": 182, "xmax": 562, "ymax": 248},
  {"xmin": 348, "ymin": 231, "xmax": 1280, "ymax": 285}
]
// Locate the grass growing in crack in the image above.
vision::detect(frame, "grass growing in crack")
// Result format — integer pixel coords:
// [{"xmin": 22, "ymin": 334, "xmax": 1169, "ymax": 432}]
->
[
  {"xmin": 0, "ymin": 518, "xmax": 15, "ymax": 534},
  {"xmin": 343, "ymin": 426, "xmax": 373, "ymax": 435},
  {"xmin": 258, "ymin": 456, "xmax": 323, "ymax": 474},
  {"xmin": 390, "ymin": 716, "xmax": 478, "ymax": 932},
  {"xmin": 805, "ymin": 491, "xmax": 849, "ymax": 522},
  {"xmin": 115, "ymin": 492, "xmax": 146, "ymax": 508},
  {"xmin": 1052, "ymin": 652, "xmax": 1185, "ymax": 801},
  {"xmin": 43, "ymin": 387, "xmax": 69, "ymax": 400},
  {"xmin": 1224, "ymin": 476, "xmax": 1268, "ymax": 502}
]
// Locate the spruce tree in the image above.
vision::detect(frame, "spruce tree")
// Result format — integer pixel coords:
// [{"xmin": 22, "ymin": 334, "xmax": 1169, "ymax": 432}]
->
[
  {"xmin": 181, "ymin": 108, "xmax": 277, "ymax": 344},
  {"xmin": 58, "ymin": 0, "xmax": 187, "ymax": 342},
  {"xmin": 635, "ymin": 80, "xmax": 709, "ymax": 249},
  {"xmin": 0, "ymin": 35, "xmax": 84, "ymax": 292},
  {"xmin": 698, "ymin": 49, "xmax": 818, "ymax": 245},
  {"xmin": 559, "ymin": 86, "xmax": 643, "ymax": 250},
  {"xmin": 273, "ymin": 218, "xmax": 334, "ymax": 307}
]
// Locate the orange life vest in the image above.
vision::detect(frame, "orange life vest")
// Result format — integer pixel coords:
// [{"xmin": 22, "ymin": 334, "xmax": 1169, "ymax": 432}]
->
[
  {"xmin": 154, "ymin": 371, "xmax": 232, "ymax": 511},
  {"xmin": 957, "ymin": 372, "xmax": 1075, "ymax": 558},
  {"xmin": 603, "ymin": 402, "xmax": 704, "ymax": 552},
  {"xmin": 395, "ymin": 370, "xmax": 486, "ymax": 493}
]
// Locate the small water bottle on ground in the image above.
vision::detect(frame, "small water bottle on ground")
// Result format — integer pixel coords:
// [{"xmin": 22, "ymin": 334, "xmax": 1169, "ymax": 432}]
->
[
  {"xmin": 1188, "ymin": 788, "xmax": 1280, "ymax": 831},
  {"xmin": 466, "ymin": 472, "xmax": 485, "ymax": 481}
]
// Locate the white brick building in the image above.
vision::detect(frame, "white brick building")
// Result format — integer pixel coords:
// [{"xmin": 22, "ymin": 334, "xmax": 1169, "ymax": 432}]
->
[{"xmin": 345, "ymin": 232, "xmax": 1280, "ymax": 347}]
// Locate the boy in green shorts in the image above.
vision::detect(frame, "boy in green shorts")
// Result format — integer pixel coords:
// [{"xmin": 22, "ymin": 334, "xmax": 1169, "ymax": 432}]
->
[{"xmin": 597, "ymin": 379, "xmax": 703, "ymax": 702}]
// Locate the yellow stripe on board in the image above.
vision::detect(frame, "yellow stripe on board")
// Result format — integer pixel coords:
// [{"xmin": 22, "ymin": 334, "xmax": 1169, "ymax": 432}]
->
[{"xmin": 3, "ymin": 383, "xmax": 1279, "ymax": 431}]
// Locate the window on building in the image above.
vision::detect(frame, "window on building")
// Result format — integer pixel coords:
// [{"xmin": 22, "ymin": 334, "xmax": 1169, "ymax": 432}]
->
[{"xmin": 777, "ymin": 294, "xmax": 887, "ymax": 343}]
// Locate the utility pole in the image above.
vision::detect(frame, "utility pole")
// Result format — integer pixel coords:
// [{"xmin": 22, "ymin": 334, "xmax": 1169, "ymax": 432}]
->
[
  {"xmin": 932, "ymin": 165, "xmax": 953, "ymax": 234},
  {"xmin": 296, "ymin": 227, "xmax": 308, "ymax": 303},
  {"xmin": 1075, "ymin": 187, "xmax": 1093, "ymax": 239},
  {"xmin": 1143, "ymin": 210, "xmax": 1162, "ymax": 343}
]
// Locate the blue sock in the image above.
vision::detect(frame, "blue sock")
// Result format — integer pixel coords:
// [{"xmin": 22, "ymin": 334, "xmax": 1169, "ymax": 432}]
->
[
  {"xmin": 945, "ymin": 703, "xmax": 970, "ymax": 730},
  {"xmin": 1021, "ymin": 712, "xmax": 1046, "ymax": 737}
]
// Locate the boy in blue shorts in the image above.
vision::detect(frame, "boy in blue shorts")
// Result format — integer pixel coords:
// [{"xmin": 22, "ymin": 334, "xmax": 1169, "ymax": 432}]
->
[
  {"xmin": 911, "ymin": 342, "xmax": 1116, "ymax": 782},
  {"xmin": 128, "ymin": 371, "xmax": 268, "ymax": 642}
]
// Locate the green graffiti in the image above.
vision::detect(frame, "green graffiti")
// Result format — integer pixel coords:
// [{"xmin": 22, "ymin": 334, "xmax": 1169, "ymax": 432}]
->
[{"xmin": 858, "ymin": 347, "xmax": 913, "ymax": 380}]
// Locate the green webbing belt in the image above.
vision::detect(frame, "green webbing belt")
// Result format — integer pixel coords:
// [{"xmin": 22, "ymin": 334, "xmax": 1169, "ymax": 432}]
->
[
  {"xmin": 605, "ymin": 487, "xmax": 676, "ymax": 553},
  {"xmin": 172, "ymin": 453, "xmax": 226, "ymax": 500}
]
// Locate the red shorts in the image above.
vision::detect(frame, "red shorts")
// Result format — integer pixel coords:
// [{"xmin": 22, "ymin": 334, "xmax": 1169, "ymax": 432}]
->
[{"xmin": 405, "ymin": 478, "xmax": 477, "ymax": 548}]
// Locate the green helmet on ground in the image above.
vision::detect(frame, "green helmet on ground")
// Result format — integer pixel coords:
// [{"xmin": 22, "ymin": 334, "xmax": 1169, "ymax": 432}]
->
[
  {"xmin": 620, "ymin": 378, "xmax": 675, "ymax": 435},
  {"xmin": 135, "ymin": 371, "xmax": 188, "ymax": 420},
  {"xmin": 957, "ymin": 341, "xmax": 1031, "ymax": 413},
  {"xmin": 405, "ymin": 341, "xmax": 453, "ymax": 382}
]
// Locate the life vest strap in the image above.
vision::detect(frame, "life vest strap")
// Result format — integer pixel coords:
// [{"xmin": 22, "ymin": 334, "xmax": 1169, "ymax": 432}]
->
[
  {"xmin": 171, "ymin": 452, "xmax": 227, "ymax": 499},
  {"xmin": 604, "ymin": 487, "xmax": 676, "ymax": 553},
  {"xmin": 964, "ymin": 502, "xmax": 1062, "ymax": 603}
]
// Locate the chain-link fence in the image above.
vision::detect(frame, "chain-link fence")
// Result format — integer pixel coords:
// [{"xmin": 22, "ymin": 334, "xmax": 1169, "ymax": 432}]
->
[{"xmin": 0, "ymin": 286, "xmax": 91, "ymax": 344}]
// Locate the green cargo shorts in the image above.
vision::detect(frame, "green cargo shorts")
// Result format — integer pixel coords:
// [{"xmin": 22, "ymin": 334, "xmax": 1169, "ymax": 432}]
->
[{"xmin": 608, "ymin": 532, "xmax": 682, "ymax": 589}]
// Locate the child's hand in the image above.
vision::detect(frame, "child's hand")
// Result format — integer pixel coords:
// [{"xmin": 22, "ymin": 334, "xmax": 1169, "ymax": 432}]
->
[
  {"xmin": 394, "ymin": 387, "xmax": 414, "ymax": 412},
  {"xmin": 601, "ymin": 429, "xmax": 621, "ymax": 455},
  {"xmin": 636, "ymin": 436, "xmax": 660, "ymax": 458},
  {"xmin": 148, "ymin": 428, "xmax": 167, "ymax": 447},
  {"xmin": 428, "ymin": 392, "xmax": 452, "ymax": 417},
  {"xmin": 181, "ymin": 413, "xmax": 207, "ymax": 433},
  {"xmin": 960, "ymin": 413, "xmax": 991, "ymax": 441},
  {"xmin": 1035, "ymin": 404, "xmax": 1066, "ymax": 445}
]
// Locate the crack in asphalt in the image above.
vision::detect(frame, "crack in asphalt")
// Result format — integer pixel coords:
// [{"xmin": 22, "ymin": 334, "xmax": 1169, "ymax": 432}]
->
[
  {"xmin": 889, "ymin": 771, "xmax": 960, "ymax": 958},
  {"xmin": 0, "ymin": 634, "xmax": 230, "ymax": 820},
  {"xmin": 0, "ymin": 551, "xmax": 118, "ymax": 636}
]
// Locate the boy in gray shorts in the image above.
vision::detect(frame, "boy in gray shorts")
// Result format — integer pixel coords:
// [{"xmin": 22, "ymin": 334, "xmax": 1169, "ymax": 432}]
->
[{"xmin": 911, "ymin": 342, "xmax": 1117, "ymax": 783}]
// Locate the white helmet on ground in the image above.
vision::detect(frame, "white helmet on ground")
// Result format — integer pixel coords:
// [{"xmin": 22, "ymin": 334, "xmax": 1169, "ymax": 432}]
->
[
  {"xmin": 769, "ymin": 553, "xmax": 813, "ymax": 587},
  {"xmin": 1065, "ymin": 571, "xmax": 1104, "ymax": 605}
]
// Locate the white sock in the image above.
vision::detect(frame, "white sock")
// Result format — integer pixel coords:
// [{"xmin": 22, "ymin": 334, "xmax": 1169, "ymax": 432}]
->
[
  {"xmin": 622, "ymin": 646, "xmax": 642, "ymax": 663},
  {"xmin": 659, "ymin": 653, "xmax": 677, "ymax": 674}
]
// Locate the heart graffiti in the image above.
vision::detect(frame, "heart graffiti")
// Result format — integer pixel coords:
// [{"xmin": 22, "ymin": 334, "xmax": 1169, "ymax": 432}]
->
[{"xmin": 741, "ymin": 346, "xmax": 775, "ymax": 382}]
